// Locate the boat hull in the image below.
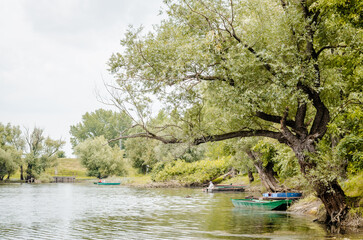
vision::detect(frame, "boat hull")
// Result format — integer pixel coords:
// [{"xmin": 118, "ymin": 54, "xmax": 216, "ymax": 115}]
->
[
  {"xmin": 231, "ymin": 199, "xmax": 292, "ymax": 211},
  {"xmin": 94, "ymin": 182, "xmax": 121, "ymax": 185}
]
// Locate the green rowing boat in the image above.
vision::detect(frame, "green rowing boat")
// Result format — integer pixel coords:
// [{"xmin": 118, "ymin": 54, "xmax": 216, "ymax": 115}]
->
[
  {"xmin": 94, "ymin": 182, "xmax": 121, "ymax": 185},
  {"xmin": 231, "ymin": 198, "xmax": 292, "ymax": 210}
]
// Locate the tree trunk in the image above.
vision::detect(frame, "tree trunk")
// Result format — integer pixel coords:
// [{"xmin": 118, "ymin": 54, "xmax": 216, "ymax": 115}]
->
[
  {"xmin": 246, "ymin": 150, "xmax": 282, "ymax": 192},
  {"xmin": 20, "ymin": 165, "xmax": 24, "ymax": 181},
  {"xmin": 248, "ymin": 169, "xmax": 254, "ymax": 183},
  {"xmin": 253, "ymin": 161, "xmax": 282, "ymax": 192},
  {"xmin": 292, "ymin": 143, "xmax": 348, "ymax": 226},
  {"xmin": 314, "ymin": 179, "xmax": 348, "ymax": 225},
  {"xmin": 26, "ymin": 164, "xmax": 34, "ymax": 181}
]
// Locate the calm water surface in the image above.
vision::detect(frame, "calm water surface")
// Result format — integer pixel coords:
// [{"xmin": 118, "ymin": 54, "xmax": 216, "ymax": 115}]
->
[{"xmin": 0, "ymin": 183, "xmax": 362, "ymax": 239}]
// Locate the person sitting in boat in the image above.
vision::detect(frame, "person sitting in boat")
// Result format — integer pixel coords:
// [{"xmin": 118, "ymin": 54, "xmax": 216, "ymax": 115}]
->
[
  {"xmin": 208, "ymin": 181, "xmax": 214, "ymax": 189},
  {"xmin": 98, "ymin": 179, "xmax": 102, "ymax": 183}
]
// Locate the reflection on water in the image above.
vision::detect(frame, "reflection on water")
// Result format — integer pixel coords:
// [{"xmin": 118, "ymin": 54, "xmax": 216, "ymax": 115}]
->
[{"xmin": 0, "ymin": 184, "xmax": 362, "ymax": 239}]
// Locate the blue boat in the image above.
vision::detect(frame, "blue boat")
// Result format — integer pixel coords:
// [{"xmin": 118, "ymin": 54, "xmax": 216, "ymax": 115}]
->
[{"xmin": 262, "ymin": 192, "xmax": 302, "ymax": 199}]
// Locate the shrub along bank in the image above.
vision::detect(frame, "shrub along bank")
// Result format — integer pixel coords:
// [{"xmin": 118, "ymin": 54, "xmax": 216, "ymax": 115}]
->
[{"xmin": 151, "ymin": 157, "xmax": 232, "ymax": 186}]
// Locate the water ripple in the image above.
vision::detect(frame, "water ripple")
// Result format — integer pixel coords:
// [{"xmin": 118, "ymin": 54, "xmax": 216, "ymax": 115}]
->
[{"xmin": 1, "ymin": 184, "xmax": 361, "ymax": 239}]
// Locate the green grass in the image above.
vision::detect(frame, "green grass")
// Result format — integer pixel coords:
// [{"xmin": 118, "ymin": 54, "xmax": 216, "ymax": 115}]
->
[
  {"xmin": 122, "ymin": 175, "xmax": 152, "ymax": 185},
  {"xmin": 45, "ymin": 158, "xmax": 89, "ymax": 178}
]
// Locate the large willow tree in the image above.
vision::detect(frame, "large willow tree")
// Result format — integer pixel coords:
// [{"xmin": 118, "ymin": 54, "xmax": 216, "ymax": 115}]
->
[{"xmin": 107, "ymin": 0, "xmax": 362, "ymax": 225}]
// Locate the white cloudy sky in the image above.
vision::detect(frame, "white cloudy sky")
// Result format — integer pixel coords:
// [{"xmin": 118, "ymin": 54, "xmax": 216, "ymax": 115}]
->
[{"xmin": 0, "ymin": 0, "xmax": 164, "ymax": 156}]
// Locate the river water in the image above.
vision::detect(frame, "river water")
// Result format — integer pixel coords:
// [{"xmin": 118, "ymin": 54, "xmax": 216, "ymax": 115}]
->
[{"xmin": 0, "ymin": 183, "xmax": 362, "ymax": 240}]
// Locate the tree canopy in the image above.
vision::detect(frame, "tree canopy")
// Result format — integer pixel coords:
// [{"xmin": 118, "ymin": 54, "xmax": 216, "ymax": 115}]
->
[
  {"xmin": 74, "ymin": 136, "xmax": 126, "ymax": 178},
  {"xmin": 0, "ymin": 123, "xmax": 24, "ymax": 180},
  {"xmin": 108, "ymin": 0, "xmax": 361, "ymax": 145},
  {"xmin": 24, "ymin": 127, "xmax": 65, "ymax": 181},
  {"xmin": 107, "ymin": 0, "xmax": 362, "ymax": 225},
  {"xmin": 70, "ymin": 109, "xmax": 132, "ymax": 149}
]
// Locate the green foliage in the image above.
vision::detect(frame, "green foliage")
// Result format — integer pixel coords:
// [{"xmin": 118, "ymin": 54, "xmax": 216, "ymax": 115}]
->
[
  {"xmin": 74, "ymin": 136, "xmax": 126, "ymax": 178},
  {"xmin": 70, "ymin": 109, "xmax": 132, "ymax": 149},
  {"xmin": 109, "ymin": 0, "xmax": 360, "ymax": 125},
  {"xmin": 124, "ymin": 111, "xmax": 206, "ymax": 173},
  {"xmin": 205, "ymin": 141, "xmax": 235, "ymax": 160},
  {"xmin": 125, "ymin": 135, "xmax": 206, "ymax": 173},
  {"xmin": 0, "ymin": 123, "xmax": 24, "ymax": 150},
  {"xmin": 306, "ymin": 143, "xmax": 343, "ymax": 186},
  {"xmin": 342, "ymin": 172, "xmax": 363, "ymax": 198},
  {"xmin": 124, "ymin": 137, "xmax": 159, "ymax": 173},
  {"xmin": 336, "ymin": 107, "xmax": 363, "ymax": 174},
  {"xmin": 342, "ymin": 172, "xmax": 363, "ymax": 214},
  {"xmin": 252, "ymin": 140, "xmax": 277, "ymax": 167},
  {"xmin": 151, "ymin": 157, "xmax": 231, "ymax": 185},
  {"xmin": 318, "ymin": 106, "xmax": 363, "ymax": 176},
  {"xmin": 229, "ymin": 139, "xmax": 255, "ymax": 174},
  {"xmin": 338, "ymin": 133, "xmax": 363, "ymax": 174},
  {"xmin": 251, "ymin": 139, "xmax": 300, "ymax": 180},
  {"xmin": 272, "ymin": 144, "xmax": 300, "ymax": 179},
  {"xmin": 37, "ymin": 173, "xmax": 54, "ymax": 183},
  {"xmin": 0, "ymin": 147, "xmax": 22, "ymax": 180},
  {"xmin": 231, "ymin": 138, "xmax": 299, "ymax": 180},
  {"xmin": 0, "ymin": 123, "xmax": 24, "ymax": 180},
  {"xmin": 312, "ymin": 0, "xmax": 363, "ymax": 28},
  {"xmin": 57, "ymin": 151, "xmax": 66, "ymax": 158}
]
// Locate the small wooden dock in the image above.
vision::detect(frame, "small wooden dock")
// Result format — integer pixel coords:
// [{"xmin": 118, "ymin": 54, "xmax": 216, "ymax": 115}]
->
[{"xmin": 52, "ymin": 176, "xmax": 76, "ymax": 183}]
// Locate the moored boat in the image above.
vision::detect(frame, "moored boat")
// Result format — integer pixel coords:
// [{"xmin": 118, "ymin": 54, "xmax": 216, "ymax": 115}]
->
[
  {"xmin": 94, "ymin": 182, "xmax": 121, "ymax": 185},
  {"xmin": 262, "ymin": 192, "xmax": 302, "ymax": 200},
  {"xmin": 231, "ymin": 198, "xmax": 292, "ymax": 211},
  {"xmin": 203, "ymin": 184, "xmax": 245, "ymax": 193}
]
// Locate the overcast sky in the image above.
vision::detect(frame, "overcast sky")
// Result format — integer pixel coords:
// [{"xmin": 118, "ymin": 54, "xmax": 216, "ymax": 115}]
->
[{"xmin": 0, "ymin": 0, "xmax": 164, "ymax": 156}]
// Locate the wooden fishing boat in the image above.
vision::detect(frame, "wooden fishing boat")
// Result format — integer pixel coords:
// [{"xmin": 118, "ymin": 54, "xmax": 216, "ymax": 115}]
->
[
  {"xmin": 94, "ymin": 182, "xmax": 121, "ymax": 185},
  {"xmin": 231, "ymin": 198, "xmax": 292, "ymax": 210},
  {"xmin": 203, "ymin": 184, "xmax": 245, "ymax": 193},
  {"xmin": 262, "ymin": 192, "xmax": 302, "ymax": 200}
]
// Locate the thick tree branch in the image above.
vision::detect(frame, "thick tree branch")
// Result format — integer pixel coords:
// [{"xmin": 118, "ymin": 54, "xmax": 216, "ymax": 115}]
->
[
  {"xmin": 316, "ymin": 45, "xmax": 347, "ymax": 58},
  {"xmin": 193, "ymin": 129, "xmax": 286, "ymax": 145},
  {"xmin": 109, "ymin": 132, "xmax": 182, "ymax": 144},
  {"xmin": 301, "ymin": 0, "xmax": 318, "ymax": 60},
  {"xmin": 110, "ymin": 128, "xmax": 286, "ymax": 146},
  {"xmin": 294, "ymin": 101, "xmax": 308, "ymax": 138},
  {"xmin": 256, "ymin": 111, "xmax": 296, "ymax": 129},
  {"xmin": 297, "ymin": 82, "xmax": 330, "ymax": 138},
  {"xmin": 280, "ymin": 107, "xmax": 298, "ymax": 144}
]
